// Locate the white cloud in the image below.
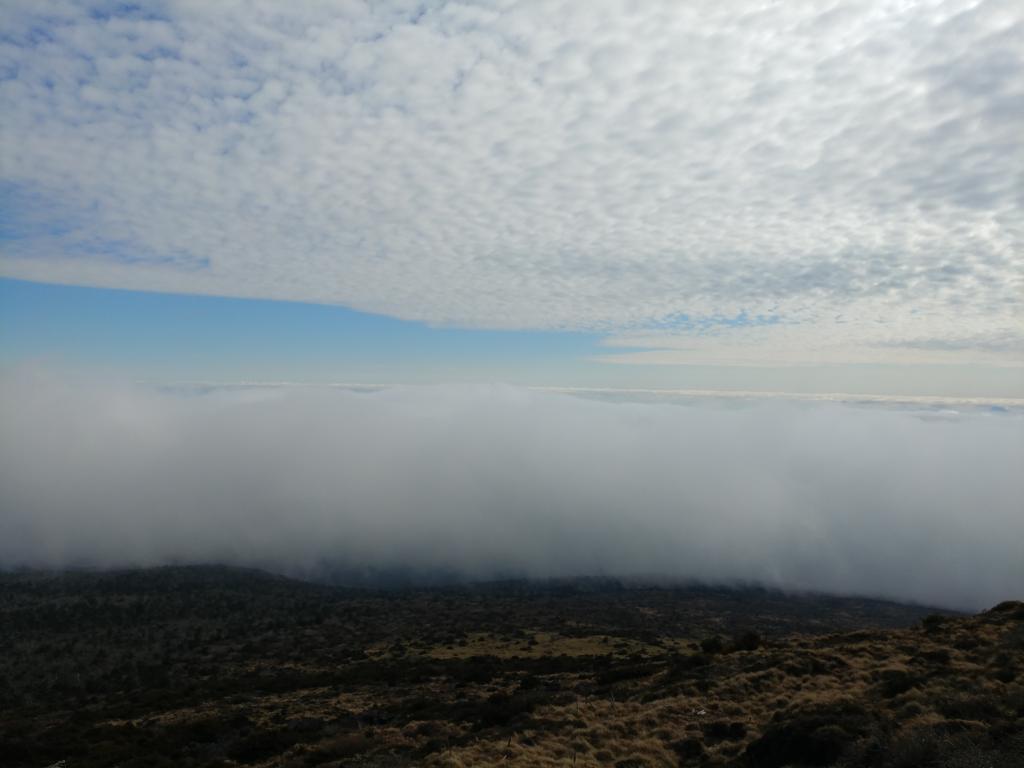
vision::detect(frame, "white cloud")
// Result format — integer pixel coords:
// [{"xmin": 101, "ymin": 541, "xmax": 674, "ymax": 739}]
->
[
  {"xmin": 2, "ymin": 367, "xmax": 1023, "ymax": 610},
  {"xmin": 1, "ymin": 0, "xmax": 1021, "ymax": 363}
]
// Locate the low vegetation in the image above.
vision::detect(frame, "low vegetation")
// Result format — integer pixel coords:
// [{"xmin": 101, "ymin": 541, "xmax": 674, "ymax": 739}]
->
[{"xmin": 1, "ymin": 567, "xmax": 1020, "ymax": 766}]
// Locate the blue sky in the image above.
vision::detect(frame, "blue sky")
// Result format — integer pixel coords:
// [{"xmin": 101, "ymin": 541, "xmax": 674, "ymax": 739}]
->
[
  {"xmin": 0, "ymin": 1, "xmax": 1021, "ymax": 396},
  {"xmin": 0, "ymin": 278, "xmax": 605, "ymax": 384},
  {"xmin": 3, "ymin": 278, "xmax": 1022, "ymax": 399}
]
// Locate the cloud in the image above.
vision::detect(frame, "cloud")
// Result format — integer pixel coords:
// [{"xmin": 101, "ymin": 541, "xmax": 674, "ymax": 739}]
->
[
  {"xmin": 2, "ymin": 367, "xmax": 1022, "ymax": 610},
  {"xmin": 596, "ymin": 322, "xmax": 1024, "ymax": 368},
  {"xmin": 1, "ymin": 1, "xmax": 1021, "ymax": 364}
]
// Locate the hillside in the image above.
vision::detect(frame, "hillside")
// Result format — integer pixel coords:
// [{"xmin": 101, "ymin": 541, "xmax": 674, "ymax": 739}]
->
[{"xmin": 1, "ymin": 566, "xmax": 1020, "ymax": 767}]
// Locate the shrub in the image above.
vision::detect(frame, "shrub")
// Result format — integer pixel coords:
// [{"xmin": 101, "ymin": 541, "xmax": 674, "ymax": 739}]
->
[
  {"xmin": 936, "ymin": 694, "xmax": 1002, "ymax": 721},
  {"xmin": 743, "ymin": 701, "xmax": 872, "ymax": 768},
  {"xmin": 670, "ymin": 737, "xmax": 704, "ymax": 760},
  {"xmin": 595, "ymin": 661, "xmax": 660, "ymax": 685},
  {"xmin": 671, "ymin": 652, "xmax": 711, "ymax": 671},
  {"xmin": 988, "ymin": 600, "xmax": 1024, "ymax": 618},
  {"xmin": 226, "ymin": 728, "xmax": 301, "ymax": 762},
  {"xmin": 877, "ymin": 669, "xmax": 920, "ymax": 698},
  {"xmin": 921, "ymin": 615, "xmax": 949, "ymax": 633},
  {"xmin": 918, "ymin": 649, "xmax": 951, "ymax": 666},
  {"xmin": 700, "ymin": 636, "xmax": 724, "ymax": 654},
  {"xmin": 703, "ymin": 720, "xmax": 746, "ymax": 743},
  {"xmin": 308, "ymin": 732, "xmax": 373, "ymax": 760},
  {"xmin": 473, "ymin": 691, "xmax": 538, "ymax": 729},
  {"xmin": 732, "ymin": 631, "xmax": 762, "ymax": 652},
  {"xmin": 839, "ymin": 725, "xmax": 1009, "ymax": 768},
  {"xmin": 992, "ymin": 666, "xmax": 1016, "ymax": 683}
]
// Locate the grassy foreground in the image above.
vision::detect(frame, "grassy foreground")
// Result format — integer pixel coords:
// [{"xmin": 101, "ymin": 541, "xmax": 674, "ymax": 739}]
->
[{"xmin": 1, "ymin": 567, "xmax": 1021, "ymax": 767}]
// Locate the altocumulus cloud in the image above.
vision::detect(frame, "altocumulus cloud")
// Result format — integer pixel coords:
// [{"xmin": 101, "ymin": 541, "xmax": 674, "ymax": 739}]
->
[
  {"xmin": 1, "ymin": 368, "xmax": 1022, "ymax": 611},
  {"xmin": 1, "ymin": 1, "xmax": 1022, "ymax": 364}
]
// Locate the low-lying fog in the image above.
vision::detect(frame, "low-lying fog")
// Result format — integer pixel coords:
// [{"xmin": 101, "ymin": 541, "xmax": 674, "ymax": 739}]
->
[{"xmin": 1, "ymin": 367, "xmax": 1021, "ymax": 611}]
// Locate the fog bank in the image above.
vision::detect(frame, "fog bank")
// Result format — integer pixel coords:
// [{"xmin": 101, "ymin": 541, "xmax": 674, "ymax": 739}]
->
[{"xmin": 1, "ymin": 368, "xmax": 1021, "ymax": 610}]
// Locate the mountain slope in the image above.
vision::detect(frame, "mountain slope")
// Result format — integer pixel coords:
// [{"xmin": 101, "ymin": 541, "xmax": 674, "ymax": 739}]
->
[{"xmin": 0, "ymin": 566, "xmax": 1019, "ymax": 767}]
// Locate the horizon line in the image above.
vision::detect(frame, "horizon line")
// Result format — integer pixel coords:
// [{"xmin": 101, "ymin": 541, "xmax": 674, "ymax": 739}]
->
[{"xmin": 136, "ymin": 380, "xmax": 1024, "ymax": 408}]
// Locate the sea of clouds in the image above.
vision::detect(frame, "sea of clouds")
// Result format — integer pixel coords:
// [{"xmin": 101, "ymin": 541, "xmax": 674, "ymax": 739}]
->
[{"xmin": 1, "ymin": 367, "xmax": 1021, "ymax": 610}]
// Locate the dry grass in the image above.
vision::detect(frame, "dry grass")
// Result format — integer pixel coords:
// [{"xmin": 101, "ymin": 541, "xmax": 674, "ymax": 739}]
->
[
  {"xmin": 3, "ymin": 568, "xmax": 1019, "ymax": 767},
  {"xmin": 426, "ymin": 631, "xmax": 662, "ymax": 660}
]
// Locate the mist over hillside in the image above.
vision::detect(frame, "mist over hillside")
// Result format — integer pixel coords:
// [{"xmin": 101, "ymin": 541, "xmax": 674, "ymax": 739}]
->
[{"xmin": 1, "ymin": 367, "xmax": 1022, "ymax": 611}]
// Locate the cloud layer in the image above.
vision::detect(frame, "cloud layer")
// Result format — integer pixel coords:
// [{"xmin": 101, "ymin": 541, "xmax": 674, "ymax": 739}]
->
[
  {"xmin": 2, "ymin": 368, "xmax": 1021, "ymax": 610},
  {"xmin": 1, "ymin": 1, "xmax": 1022, "ymax": 364}
]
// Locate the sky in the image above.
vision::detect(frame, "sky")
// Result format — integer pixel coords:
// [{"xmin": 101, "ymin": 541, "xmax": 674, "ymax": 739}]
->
[
  {"xmin": 1, "ymin": 2, "xmax": 1023, "ymax": 606},
  {"xmin": 0, "ymin": 0, "xmax": 1021, "ymax": 395}
]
